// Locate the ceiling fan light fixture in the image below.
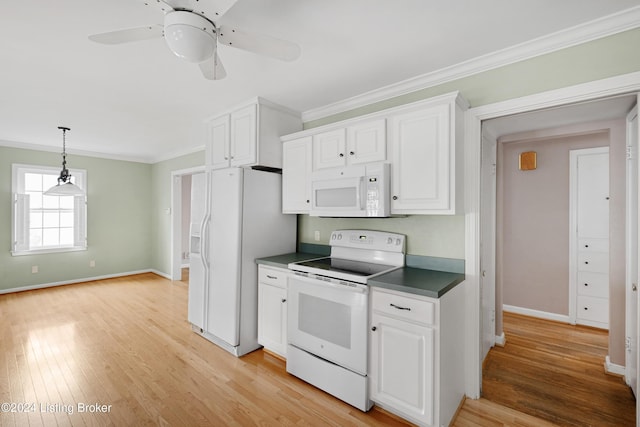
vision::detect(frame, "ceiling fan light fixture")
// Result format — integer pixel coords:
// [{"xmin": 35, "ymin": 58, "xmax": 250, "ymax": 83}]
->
[{"xmin": 164, "ymin": 11, "xmax": 216, "ymax": 63}]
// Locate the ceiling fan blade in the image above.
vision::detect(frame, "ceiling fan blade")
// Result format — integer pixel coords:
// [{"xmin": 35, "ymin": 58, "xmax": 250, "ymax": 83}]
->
[
  {"xmin": 89, "ymin": 25, "xmax": 164, "ymax": 44},
  {"xmin": 187, "ymin": 0, "xmax": 238, "ymax": 22},
  {"xmin": 199, "ymin": 53, "xmax": 227, "ymax": 80},
  {"xmin": 137, "ymin": 0, "xmax": 174, "ymax": 14},
  {"xmin": 217, "ymin": 26, "xmax": 300, "ymax": 61}
]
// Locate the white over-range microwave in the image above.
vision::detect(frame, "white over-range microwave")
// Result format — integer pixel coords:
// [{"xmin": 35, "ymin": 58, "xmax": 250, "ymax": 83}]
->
[{"xmin": 310, "ymin": 162, "xmax": 390, "ymax": 217}]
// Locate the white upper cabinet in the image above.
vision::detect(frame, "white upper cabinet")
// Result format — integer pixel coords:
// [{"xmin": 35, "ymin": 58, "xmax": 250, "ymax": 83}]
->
[
  {"xmin": 389, "ymin": 93, "xmax": 466, "ymax": 214},
  {"xmin": 313, "ymin": 119, "xmax": 387, "ymax": 170},
  {"xmin": 282, "ymin": 137, "xmax": 312, "ymax": 213},
  {"xmin": 313, "ymin": 129, "xmax": 346, "ymax": 169},
  {"xmin": 229, "ymin": 104, "xmax": 258, "ymax": 167},
  {"xmin": 347, "ymin": 118, "xmax": 387, "ymax": 165},
  {"xmin": 206, "ymin": 98, "xmax": 302, "ymax": 170},
  {"xmin": 280, "ymin": 91, "xmax": 467, "ymax": 215}
]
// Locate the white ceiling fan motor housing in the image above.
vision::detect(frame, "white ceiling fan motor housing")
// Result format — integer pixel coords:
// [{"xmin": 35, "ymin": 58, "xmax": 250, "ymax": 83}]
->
[{"xmin": 164, "ymin": 11, "xmax": 216, "ymax": 63}]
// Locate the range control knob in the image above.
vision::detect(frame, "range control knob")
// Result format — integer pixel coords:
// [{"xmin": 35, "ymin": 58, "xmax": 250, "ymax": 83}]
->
[{"xmin": 387, "ymin": 237, "xmax": 393, "ymax": 244}]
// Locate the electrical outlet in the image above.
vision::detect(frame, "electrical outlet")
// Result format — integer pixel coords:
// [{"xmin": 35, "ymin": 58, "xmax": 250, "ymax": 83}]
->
[
  {"xmin": 314, "ymin": 230, "xmax": 320, "ymax": 241},
  {"xmin": 31, "ymin": 266, "xmax": 38, "ymax": 274},
  {"xmin": 89, "ymin": 260, "xmax": 96, "ymax": 268}
]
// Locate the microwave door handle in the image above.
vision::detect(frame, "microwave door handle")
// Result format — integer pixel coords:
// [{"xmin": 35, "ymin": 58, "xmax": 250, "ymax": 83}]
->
[{"xmin": 358, "ymin": 177, "xmax": 365, "ymax": 209}]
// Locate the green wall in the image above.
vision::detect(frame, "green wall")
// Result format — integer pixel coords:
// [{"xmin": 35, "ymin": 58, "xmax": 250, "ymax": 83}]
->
[
  {"xmin": 0, "ymin": 146, "xmax": 152, "ymax": 291},
  {"xmin": 299, "ymin": 27, "xmax": 640, "ymax": 259}
]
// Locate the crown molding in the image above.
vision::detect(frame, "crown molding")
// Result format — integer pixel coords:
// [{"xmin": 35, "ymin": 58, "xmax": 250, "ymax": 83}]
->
[
  {"xmin": 302, "ymin": 5, "xmax": 640, "ymax": 123},
  {"xmin": 148, "ymin": 144, "xmax": 205, "ymax": 164},
  {"xmin": 0, "ymin": 138, "xmax": 206, "ymax": 164},
  {"xmin": 0, "ymin": 139, "xmax": 154, "ymax": 163}
]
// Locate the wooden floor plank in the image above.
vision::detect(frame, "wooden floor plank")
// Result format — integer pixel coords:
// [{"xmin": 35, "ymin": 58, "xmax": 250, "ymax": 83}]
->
[
  {"xmin": 481, "ymin": 312, "xmax": 636, "ymax": 426},
  {"xmin": 2, "ymin": 274, "xmax": 631, "ymax": 426}
]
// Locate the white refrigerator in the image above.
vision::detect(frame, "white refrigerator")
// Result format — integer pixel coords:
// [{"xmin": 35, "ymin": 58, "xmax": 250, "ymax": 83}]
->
[{"xmin": 188, "ymin": 167, "xmax": 296, "ymax": 356}]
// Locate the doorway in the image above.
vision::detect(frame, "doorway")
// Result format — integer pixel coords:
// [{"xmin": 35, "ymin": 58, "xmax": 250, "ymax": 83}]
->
[
  {"xmin": 477, "ymin": 95, "xmax": 636, "ymax": 422},
  {"xmin": 170, "ymin": 166, "xmax": 205, "ymax": 281}
]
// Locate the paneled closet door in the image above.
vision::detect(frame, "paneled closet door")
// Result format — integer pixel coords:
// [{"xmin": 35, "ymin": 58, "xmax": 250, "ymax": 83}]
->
[{"xmin": 570, "ymin": 147, "xmax": 610, "ymax": 329}]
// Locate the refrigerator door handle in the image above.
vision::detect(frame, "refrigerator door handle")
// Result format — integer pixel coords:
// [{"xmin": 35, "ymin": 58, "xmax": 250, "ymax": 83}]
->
[{"xmin": 201, "ymin": 213, "xmax": 210, "ymax": 271}]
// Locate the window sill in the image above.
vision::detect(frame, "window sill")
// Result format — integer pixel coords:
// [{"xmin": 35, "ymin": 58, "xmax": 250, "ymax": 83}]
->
[{"xmin": 11, "ymin": 247, "xmax": 87, "ymax": 257}]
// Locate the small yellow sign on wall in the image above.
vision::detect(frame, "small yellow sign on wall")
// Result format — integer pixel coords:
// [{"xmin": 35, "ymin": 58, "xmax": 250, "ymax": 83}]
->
[{"xmin": 519, "ymin": 151, "xmax": 537, "ymax": 171}]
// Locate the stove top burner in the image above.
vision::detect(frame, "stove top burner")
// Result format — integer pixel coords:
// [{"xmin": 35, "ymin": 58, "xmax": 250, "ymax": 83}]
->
[{"xmin": 293, "ymin": 257, "xmax": 395, "ymax": 278}]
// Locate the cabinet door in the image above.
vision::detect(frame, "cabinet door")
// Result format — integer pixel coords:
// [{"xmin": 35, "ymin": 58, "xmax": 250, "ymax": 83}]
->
[
  {"xmin": 208, "ymin": 115, "xmax": 231, "ymax": 170},
  {"xmin": 390, "ymin": 104, "xmax": 451, "ymax": 213},
  {"xmin": 370, "ymin": 312, "xmax": 434, "ymax": 425},
  {"xmin": 258, "ymin": 282, "xmax": 288, "ymax": 357},
  {"xmin": 230, "ymin": 104, "xmax": 257, "ymax": 167},
  {"xmin": 282, "ymin": 137, "xmax": 312, "ymax": 213},
  {"xmin": 347, "ymin": 119, "xmax": 386, "ymax": 165},
  {"xmin": 313, "ymin": 129, "xmax": 346, "ymax": 170}
]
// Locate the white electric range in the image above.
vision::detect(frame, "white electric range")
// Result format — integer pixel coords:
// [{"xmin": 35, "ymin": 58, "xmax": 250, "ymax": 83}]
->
[{"xmin": 286, "ymin": 230, "xmax": 406, "ymax": 411}]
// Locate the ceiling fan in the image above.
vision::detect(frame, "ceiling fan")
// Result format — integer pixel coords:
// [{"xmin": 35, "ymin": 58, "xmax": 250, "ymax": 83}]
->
[{"xmin": 88, "ymin": 0, "xmax": 301, "ymax": 80}]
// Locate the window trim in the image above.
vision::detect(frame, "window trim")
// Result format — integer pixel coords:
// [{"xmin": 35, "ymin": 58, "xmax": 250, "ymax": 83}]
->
[{"xmin": 11, "ymin": 163, "xmax": 88, "ymax": 256}]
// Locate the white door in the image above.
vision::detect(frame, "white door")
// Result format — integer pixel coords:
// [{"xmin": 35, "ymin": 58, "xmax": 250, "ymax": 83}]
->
[
  {"xmin": 370, "ymin": 311, "xmax": 434, "ymax": 425},
  {"xmin": 346, "ymin": 119, "xmax": 387, "ymax": 165},
  {"xmin": 187, "ymin": 172, "xmax": 207, "ymax": 329},
  {"xmin": 389, "ymin": 104, "xmax": 451, "ymax": 212},
  {"xmin": 626, "ymin": 105, "xmax": 639, "ymax": 397},
  {"xmin": 207, "ymin": 168, "xmax": 242, "ymax": 346},
  {"xmin": 282, "ymin": 137, "xmax": 312, "ymax": 213},
  {"xmin": 569, "ymin": 147, "xmax": 610, "ymax": 328},
  {"xmin": 313, "ymin": 129, "xmax": 347, "ymax": 170},
  {"xmin": 480, "ymin": 128, "xmax": 497, "ymax": 361},
  {"xmin": 208, "ymin": 115, "xmax": 231, "ymax": 170},
  {"xmin": 230, "ymin": 104, "xmax": 257, "ymax": 167}
]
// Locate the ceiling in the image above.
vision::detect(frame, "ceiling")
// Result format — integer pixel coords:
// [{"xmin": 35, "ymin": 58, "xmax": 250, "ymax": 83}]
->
[{"xmin": 1, "ymin": 0, "xmax": 639, "ymax": 163}]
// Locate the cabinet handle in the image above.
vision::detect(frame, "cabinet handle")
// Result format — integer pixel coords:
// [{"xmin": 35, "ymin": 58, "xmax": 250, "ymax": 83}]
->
[
  {"xmin": 584, "ymin": 307, "xmax": 588, "ymax": 310},
  {"xmin": 392, "ymin": 195, "xmax": 398, "ymax": 200},
  {"xmin": 633, "ymin": 283, "xmax": 637, "ymax": 292},
  {"xmin": 306, "ymin": 199, "xmax": 310, "ymax": 203},
  {"xmin": 281, "ymin": 299, "xmax": 287, "ymax": 303},
  {"xmin": 266, "ymin": 275, "xmax": 278, "ymax": 279},
  {"xmin": 349, "ymin": 151, "xmax": 355, "ymax": 155},
  {"xmin": 339, "ymin": 153, "xmax": 344, "ymax": 157},
  {"xmin": 371, "ymin": 326, "xmax": 377, "ymax": 331},
  {"xmin": 584, "ymin": 283, "xmax": 589, "ymax": 287},
  {"xmin": 584, "ymin": 261, "xmax": 589, "ymax": 264},
  {"xmin": 585, "ymin": 244, "xmax": 589, "ymax": 248},
  {"xmin": 390, "ymin": 303, "xmax": 411, "ymax": 311}
]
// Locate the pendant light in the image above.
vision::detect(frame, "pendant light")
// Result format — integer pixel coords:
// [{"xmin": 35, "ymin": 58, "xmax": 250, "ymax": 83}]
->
[{"xmin": 44, "ymin": 126, "xmax": 85, "ymax": 196}]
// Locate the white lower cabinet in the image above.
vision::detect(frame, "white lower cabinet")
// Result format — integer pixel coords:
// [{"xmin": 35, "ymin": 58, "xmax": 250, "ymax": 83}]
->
[
  {"xmin": 369, "ymin": 284, "xmax": 465, "ymax": 427},
  {"xmin": 258, "ymin": 265, "xmax": 290, "ymax": 358}
]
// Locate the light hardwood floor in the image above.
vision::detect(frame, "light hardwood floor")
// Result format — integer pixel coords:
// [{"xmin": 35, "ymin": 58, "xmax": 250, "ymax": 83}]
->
[
  {"xmin": 482, "ymin": 312, "xmax": 636, "ymax": 426},
  {"xmin": 1, "ymin": 273, "xmax": 609, "ymax": 426}
]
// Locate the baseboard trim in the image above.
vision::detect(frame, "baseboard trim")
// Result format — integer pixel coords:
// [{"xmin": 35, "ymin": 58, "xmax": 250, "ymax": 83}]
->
[
  {"xmin": 150, "ymin": 269, "xmax": 172, "ymax": 280},
  {"xmin": 495, "ymin": 333, "xmax": 506, "ymax": 347},
  {"xmin": 605, "ymin": 356, "xmax": 626, "ymax": 376},
  {"xmin": 0, "ymin": 269, "xmax": 169, "ymax": 295},
  {"xmin": 503, "ymin": 304, "xmax": 570, "ymax": 323}
]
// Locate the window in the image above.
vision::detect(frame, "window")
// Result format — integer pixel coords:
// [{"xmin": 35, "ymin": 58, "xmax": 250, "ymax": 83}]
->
[{"xmin": 12, "ymin": 164, "xmax": 87, "ymax": 255}]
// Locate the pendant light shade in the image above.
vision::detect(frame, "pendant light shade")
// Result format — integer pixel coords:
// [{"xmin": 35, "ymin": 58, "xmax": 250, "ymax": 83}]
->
[{"xmin": 44, "ymin": 127, "xmax": 85, "ymax": 196}]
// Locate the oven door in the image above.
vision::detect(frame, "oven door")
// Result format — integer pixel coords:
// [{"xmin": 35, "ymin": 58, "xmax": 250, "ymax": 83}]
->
[{"xmin": 288, "ymin": 274, "xmax": 368, "ymax": 375}]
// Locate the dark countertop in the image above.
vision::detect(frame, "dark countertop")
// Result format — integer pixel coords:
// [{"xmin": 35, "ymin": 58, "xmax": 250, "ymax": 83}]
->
[
  {"xmin": 256, "ymin": 252, "xmax": 465, "ymax": 298},
  {"xmin": 368, "ymin": 267, "xmax": 465, "ymax": 298}
]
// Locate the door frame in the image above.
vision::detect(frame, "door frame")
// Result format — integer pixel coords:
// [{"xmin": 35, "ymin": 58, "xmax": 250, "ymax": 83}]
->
[
  {"xmin": 626, "ymin": 103, "xmax": 639, "ymax": 398},
  {"xmin": 170, "ymin": 166, "xmax": 206, "ymax": 281},
  {"xmin": 464, "ymin": 70, "xmax": 640, "ymax": 398}
]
